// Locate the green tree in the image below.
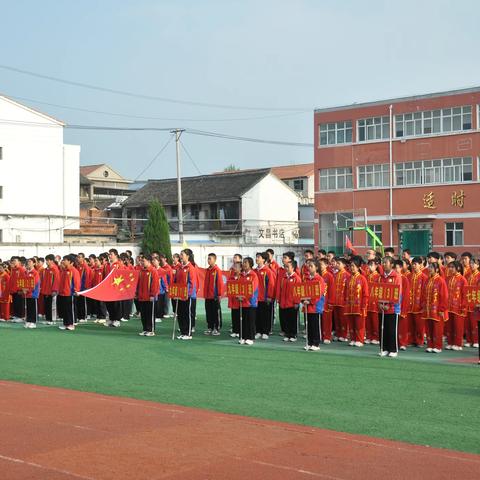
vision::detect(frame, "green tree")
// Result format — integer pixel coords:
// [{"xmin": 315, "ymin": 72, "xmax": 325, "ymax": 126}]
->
[
  {"xmin": 223, "ymin": 164, "xmax": 240, "ymax": 172},
  {"xmin": 142, "ymin": 200, "xmax": 172, "ymax": 260}
]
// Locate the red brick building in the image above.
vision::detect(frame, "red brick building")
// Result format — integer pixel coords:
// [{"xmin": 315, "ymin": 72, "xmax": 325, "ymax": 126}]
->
[{"xmin": 314, "ymin": 87, "xmax": 480, "ymax": 256}]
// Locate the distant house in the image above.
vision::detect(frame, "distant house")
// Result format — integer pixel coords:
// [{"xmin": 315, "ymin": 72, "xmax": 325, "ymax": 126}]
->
[
  {"xmin": 80, "ymin": 163, "xmax": 132, "ymax": 198},
  {"xmin": 122, "ymin": 169, "xmax": 299, "ymax": 244},
  {"xmin": 0, "ymin": 95, "xmax": 80, "ymax": 244},
  {"xmin": 268, "ymin": 163, "xmax": 315, "ymax": 243}
]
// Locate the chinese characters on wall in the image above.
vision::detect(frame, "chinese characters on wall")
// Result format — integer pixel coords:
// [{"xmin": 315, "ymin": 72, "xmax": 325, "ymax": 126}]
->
[{"xmin": 422, "ymin": 190, "xmax": 466, "ymax": 210}]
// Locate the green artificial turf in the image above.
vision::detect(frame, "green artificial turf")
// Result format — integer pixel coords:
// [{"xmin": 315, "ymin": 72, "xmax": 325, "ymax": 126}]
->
[{"xmin": 0, "ymin": 303, "xmax": 479, "ymax": 454}]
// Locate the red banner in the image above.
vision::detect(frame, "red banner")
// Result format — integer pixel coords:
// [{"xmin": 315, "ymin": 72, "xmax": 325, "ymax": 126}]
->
[
  {"xmin": 369, "ymin": 282, "xmax": 400, "ymax": 302},
  {"xmin": 226, "ymin": 279, "xmax": 254, "ymax": 299},
  {"xmin": 79, "ymin": 269, "xmax": 139, "ymax": 301},
  {"xmin": 17, "ymin": 276, "xmax": 35, "ymax": 290},
  {"xmin": 292, "ymin": 282, "xmax": 324, "ymax": 302},
  {"xmin": 169, "ymin": 283, "xmax": 189, "ymax": 301},
  {"xmin": 465, "ymin": 286, "xmax": 480, "ymax": 309}
]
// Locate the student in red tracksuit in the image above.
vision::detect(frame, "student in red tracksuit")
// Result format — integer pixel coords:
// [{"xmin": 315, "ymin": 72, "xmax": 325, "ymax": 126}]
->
[
  {"xmin": 203, "ymin": 253, "xmax": 225, "ymax": 335},
  {"xmin": 22, "ymin": 258, "xmax": 41, "ymax": 328},
  {"xmin": 332, "ymin": 258, "xmax": 351, "ymax": 342},
  {"xmin": 76, "ymin": 253, "xmax": 92, "ymax": 323},
  {"xmin": 91, "ymin": 256, "xmax": 107, "ymax": 322},
  {"xmin": 266, "ymin": 249, "xmax": 280, "ymax": 275},
  {"xmin": 254, "ymin": 252, "xmax": 276, "ymax": 340},
  {"xmin": 36, "ymin": 258, "xmax": 46, "ymax": 317},
  {"xmin": 175, "ymin": 249, "xmax": 198, "ymax": 340},
  {"xmin": 120, "ymin": 253, "xmax": 135, "ymax": 322},
  {"xmin": 301, "ymin": 249, "xmax": 314, "ymax": 281},
  {"xmin": 104, "ymin": 249, "xmax": 123, "ymax": 327},
  {"xmin": 408, "ymin": 257, "xmax": 428, "ymax": 347},
  {"xmin": 365, "ymin": 259, "xmax": 381, "ymax": 344},
  {"xmin": 394, "ymin": 260, "xmax": 411, "ymax": 351},
  {"xmin": 302, "ymin": 260, "xmax": 326, "ymax": 351},
  {"xmin": 465, "ymin": 257, "xmax": 480, "ymax": 348},
  {"xmin": 159, "ymin": 253, "xmax": 173, "ymax": 318},
  {"xmin": 421, "ymin": 262, "xmax": 448, "ymax": 353},
  {"xmin": 319, "ymin": 258, "xmax": 334, "ymax": 343},
  {"xmin": 276, "ymin": 260, "xmax": 301, "ymax": 342},
  {"xmin": 0, "ymin": 263, "xmax": 11, "ymax": 321},
  {"xmin": 136, "ymin": 255, "xmax": 160, "ymax": 336},
  {"xmin": 344, "ymin": 257, "xmax": 369, "ymax": 347},
  {"xmin": 228, "ymin": 262, "xmax": 242, "ymax": 338},
  {"xmin": 238, "ymin": 257, "xmax": 259, "ymax": 345},
  {"xmin": 41, "ymin": 254, "xmax": 60, "ymax": 325},
  {"xmin": 445, "ymin": 261, "xmax": 467, "ymax": 351},
  {"xmin": 57, "ymin": 254, "xmax": 81, "ymax": 331},
  {"xmin": 9, "ymin": 256, "xmax": 26, "ymax": 320}
]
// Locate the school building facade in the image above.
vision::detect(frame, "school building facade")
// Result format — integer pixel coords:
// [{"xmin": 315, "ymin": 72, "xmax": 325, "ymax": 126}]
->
[{"xmin": 314, "ymin": 86, "xmax": 480, "ymax": 256}]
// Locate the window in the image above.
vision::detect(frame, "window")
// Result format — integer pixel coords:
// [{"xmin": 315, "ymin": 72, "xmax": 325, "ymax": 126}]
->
[
  {"xmin": 293, "ymin": 179, "xmax": 304, "ymax": 191},
  {"xmin": 446, "ymin": 222, "xmax": 463, "ymax": 246},
  {"xmin": 319, "ymin": 121, "xmax": 353, "ymax": 146},
  {"xmin": 358, "ymin": 116, "xmax": 389, "ymax": 142},
  {"xmin": 395, "ymin": 157, "xmax": 472, "ymax": 186},
  {"xmin": 367, "ymin": 224, "xmax": 382, "ymax": 246},
  {"xmin": 395, "ymin": 106, "xmax": 471, "ymax": 138},
  {"xmin": 358, "ymin": 164, "xmax": 390, "ymax": 188},
  {"xmin": 319, "ymin": 167, "xmax": 353, "ymax": 191}
]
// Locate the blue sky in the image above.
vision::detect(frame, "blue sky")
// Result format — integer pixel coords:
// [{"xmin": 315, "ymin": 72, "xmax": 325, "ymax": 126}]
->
[{"xmin": 1, "ymin": 0, "xmax": 479, "ymax": 180}]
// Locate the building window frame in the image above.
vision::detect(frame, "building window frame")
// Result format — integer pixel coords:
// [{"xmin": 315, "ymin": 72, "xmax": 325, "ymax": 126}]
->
[
  {"xmin": 445, "ymin": 222, "xmax": 464, "ymax": 247},
  {"xmin": 319, "ymin": 167, "xmax": 353, "ymax": 191},
  {"xmin": 319, "ymin": 121, "xmax": 353, "ymax": 146},
  {"xmin": 357, "ymin": 116, "xmax": 390, "ymax": 142},
  {"xmin": 357, "ymin": 163, "xmax": 390, "ymax": 189}
]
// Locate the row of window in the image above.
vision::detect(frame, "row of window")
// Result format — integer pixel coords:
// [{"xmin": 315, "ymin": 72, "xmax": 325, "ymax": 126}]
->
[
  {"xmin": 319, "ymin": 105, "xmax": 474, "ymax": 145},
  {"xmin": 319, "ymin": 157, "xmax": 474, "ymax": 190}
]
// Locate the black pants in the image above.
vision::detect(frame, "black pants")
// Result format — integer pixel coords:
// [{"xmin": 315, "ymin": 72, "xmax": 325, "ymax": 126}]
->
[
  {"xmin": 122, "ymin": 299, "xmax": 133, "ymax": 320},
  {"xmin": 256, "ymin": 301, "xmax": 271, "ymax": 335},
  {"xmin": 163, "ymin": 293, "xmax": 170, "ymax": 316},
  {"xmin": 279, "ymin": 306, "xmax": 287, "ymax": 333},
  {"xmin": 269, "ymin": 301, "xmax": 275, "ymax": 333},
  {"xmin": 139, "ymin": 300, "xmax": 155, "ymax": 332},
  {"xmin": 241, "ymin": 307, "xmax": 256, "ymax": 340},
  {"xmin": 76, "ymin": 295, "xmax": 87, "ymax": 320},
  {"xmin": 155, "ymin": 294, "xmax": 165, "ymax": 319},
  {"xmin": 12, "ymin": 292, "xmax": 25, "ymax": 318},
  {"xmin": 282, "ymin": 307, "xmax": 298, "ymax": 339},
  {"xmin": 94, "ymin": 300, "xmax": 107, "ymax": 319},
  {"xmin": 205, "ymin": 298, "xmax": 221, "ymax": 330},
  {"xmin": 58, "ymin": 295, "xmax": 76, "ymax": 326},
  {"xmin": 178, "ymin": 299, "xmax": 193, "ymax": 335},
  {"xmin": 231, "ymin": 308, "xmax": 240, "ymax": 334},
  {"xmin": 190, "ymin": 298, "xmax": 197, "ymax": 328},
  {"xmin": 43, "ymin": 295, "xmax": 57, "ymax": 322},
  {"xmin": 26, "ymin": 298, "xmax": 38, "ymax": 323},
  {"xmin": 307, "ymin": 312, "xmax": 321, "ymax": 347},
  {"xmin": 379, "ymin": 312, "xmax": 398, "ymax": 353},
  {"xmin": 105, "ymin": 301, "xmax": 121, "ymax": 322},
  {"xmin": 87, "ymin": 297, "xmax": 95, "ymax": 316}
]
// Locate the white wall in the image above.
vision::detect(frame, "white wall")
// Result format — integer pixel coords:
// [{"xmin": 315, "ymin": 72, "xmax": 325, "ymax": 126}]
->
[{"xmin": 0, "ymin": 97, "xmax": 80, "ymax": 243}]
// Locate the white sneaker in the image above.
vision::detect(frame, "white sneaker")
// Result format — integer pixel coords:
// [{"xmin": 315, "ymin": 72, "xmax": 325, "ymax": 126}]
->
[
  {"xmin": 163, "ymin": 314, "xmax": 172, "ymax": 318},
  {"xmin": 145, "ymin": 332, "xmax": 155, "ymax": 337},
  {"xmin": 261, "ymin": 334, "xmax": 269, "ymax": 340},
  {"xmin": 304, "ymin": 345, "xmax": 310, "ymax": 351},
  {"xmin": 451, "ymin": 345, "xmax": 462, "ymax": 351},
  {"xmin": 255, "ymin": 333, "xmax": 261, "ymax": 339},
  {"xmin": 112, "ymin": 320, "xmax": 121, "ymax": 328},
  {"xmin": 0, "ymin": 318, "xmax": 5, "ymax": 322},
  {"xmin": 279, "ymin": 331, "xmax": 285, "ymax": 336},
  {"xmin": 348, "ymin": 341, "xmax": 355, "ymax": 346},
  {"xmin": 181, "ymin": 335, "xmax": 192, "ymax": 340},
  {"xmin": 426, "ymin": 347, "xmax": 433, "ymax": 353},
  {"xmin": 310, "ymin": 345, "xmax": 320, "ymax": 351},
  {"xmin": 354, "ymin": 342, "xmax": 364, "ymax": 347},
  {"xmin": 371, "ymin": 340, "xmax": 380, "ymax": 345},
  {"xmin": 364, "ymin": 339, "xmax": 371, "ymax": 344},
  {"xmin": 339, "ymin": 337, "xmax": 345, "ymax": 342},
  {"xmin": 378, "ymin": 351, "xmax": 389, "ymax": 357},
  {"xmin": 120, "ymin": 318, "xmax": 129, "ymax": 322},
  {"xmin": 432, "ymin": 348, "xmax": 442, "ymax": 353},
  {"xmin": 283, "ymin": 337, "xmax": 290, "ymax": 342},
  {"xmin": 66, "ymin": 325, "xmax": 75, "ymax": 331},
  {"xmin": 445, "ymin": 345, "xmax": 452, "ymax": 350},
  {"xmin": 400, "ymin": 346, "xmax": 407, "ymax": 351},
  {"xmin": 138, "ymin": 331, "xmax": 147, "ymax": 336},
  {"xmin": 239, "ymin": 339, "xmax": 245, "ymax": 345},
  {"xmin": 24, "ymin": 322, "xmax": 31, "ymax": 328},
  {"xmin": 58, "ymin": 325, "xmax": 67, "ymax": 330},
  {"xmin": 245, "ymin": 339, "xmax": 254, "ymax": 345},
  {"xmin": 212, "ymin": 329, "xmax": 221, "ymax": 336},
  {"xmin": 323, "ymin": 339, "xmax": 331, "ymax": 345},
  {"xmin": 78, "ymin": 319, "xmax": 88, "ymax": 323},
  {"xmin": 230, "ymin": 332, "xmax": 237, "ymax": 338},
  {"xmin": 191, "ymin": 328, "xmax": 195, "ymax": 333},
  {"xmin": 388, "ymin": 352, "xmax": 398, "ymax": 358},
  {"xmin": 473, "ymin": 343, "xmax": 479, "ymax": 348},
  {"xmin": 155, "ymin": 319, "xmax": 162, "ymax": 323},
  {"xmin": 289, "ymin": 337, "xmax": 297, "ymax": 342},
  {"xmin": 28, "ymin": 323, "xmax": 37, "ymax": 329},
  {"xmin": 204, "ymin": 329, "xmax": 212, "ymax": 335},
  {"xmin": 464, "ymin": 342, "xmax": 472, "ymax": 348},
  {"xmin": 177, "ymin": 335, "xmax": 185, "ymax": 340}
]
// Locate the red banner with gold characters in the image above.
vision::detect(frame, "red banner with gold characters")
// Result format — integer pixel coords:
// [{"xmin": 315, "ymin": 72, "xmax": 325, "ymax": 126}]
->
[
  {"xmin": 226, "ymin": 279, "xmax": 253, "ymax": 299},
  {"xmin": 169, "ymin": 283, "xmax": 189, "ymax": 301},
  {"xmin": 17, "ymin": 276, "xmax": 35, "ymax": 290},
  {"xmin": 292, "ymin": 282, "xmax": 324, "ymax": 303},
  {"xmin": 465, "ymin": 286, "xmax": 480, "ymax": 309},
  {"xmin": 369, "ymin": 282, "xmax": 400, "ymax": 302}
]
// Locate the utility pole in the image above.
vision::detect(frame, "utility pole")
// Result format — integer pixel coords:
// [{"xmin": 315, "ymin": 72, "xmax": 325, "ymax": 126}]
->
[{"xmin": 171, "ymin": 129, "xmax": 185, "ymax": 244}]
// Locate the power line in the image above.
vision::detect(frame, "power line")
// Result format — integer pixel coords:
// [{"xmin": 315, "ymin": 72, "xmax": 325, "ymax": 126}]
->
[
  {"xmin": 134, "ymin": 135, "xmax": 174, "ymax": 181},
  {"xmin": 0, "ymin": 64, "xmax": 311, "ymax": 112},
  {"xmin": 8, "ymin": 94, "xmax": 308, "ymax": 123},
  {"xmin": 179, "ymin": 139, "xmax": 203, "ymax": 175}
]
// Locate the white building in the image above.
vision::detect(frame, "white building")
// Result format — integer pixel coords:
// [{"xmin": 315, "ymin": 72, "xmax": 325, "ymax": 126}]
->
[{"xmin": 0, "ymin": 95, "xmax": 80, "ymax": 244}]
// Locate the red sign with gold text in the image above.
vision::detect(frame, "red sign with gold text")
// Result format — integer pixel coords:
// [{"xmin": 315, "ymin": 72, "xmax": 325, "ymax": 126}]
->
[
  {"xmin": 17, "ymin": 276, "xmax": 35, "ymax": 290},
  {"xmin": 169, "ymin": 283, "xmax": 189, "ymax": 301},
  {"xmin": 226, "ymin": 279, "xmax": 253, "ymax": 299},
  {"xmin": 465, "ymin": 286, "xmax": 480, "ymax": 309},
  {"xmin": 369, "ymin": 282, "xmax": 400, "ymax": 302},
  {"xmin": 292, "ymin": 282, "xmax": 323, "ymax": 303}
]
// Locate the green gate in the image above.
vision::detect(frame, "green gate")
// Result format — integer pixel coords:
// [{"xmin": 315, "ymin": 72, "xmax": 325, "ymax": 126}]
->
[{"xmin": 400, "ymin": 230, "xmax": 432, "ymax": 257}]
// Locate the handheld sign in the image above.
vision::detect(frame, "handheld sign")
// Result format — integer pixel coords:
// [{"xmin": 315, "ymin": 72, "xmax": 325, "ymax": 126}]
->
[
  {"xmin": 169, "ymin": 283, "xmax": 189, "ymax": 301},
  {"xmin": 369, "ymin": 282, "xmax": 400, "ymax": 303},
  {"xmin": 226, "ymin": 279, "xmax": 253, "ymax": 299},
  {"xmin": 465, "ymin": 285, "xmax": 480, "ymax": 309},
  {"xmin": 292, "ymin": 282, "xmax": 323, "ymax": 303},
  {"xmin": 17, "ymin": 276, "xmax": 35, "ymax": 291}
]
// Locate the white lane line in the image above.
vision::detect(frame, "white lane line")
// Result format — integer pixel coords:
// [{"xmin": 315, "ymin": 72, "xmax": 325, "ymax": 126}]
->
[{"xmin": 0, "ymin": 453, "xmax": 96, "ymax": 480}]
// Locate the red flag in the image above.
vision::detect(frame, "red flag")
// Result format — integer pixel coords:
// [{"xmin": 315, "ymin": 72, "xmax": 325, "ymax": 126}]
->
[
  {"xmin": 79, "ymin": 268, "xmax": 139, "ymax": 301},
  {"xmin": 345, "ymin": 234, "xmax": 357, "ymax": 254}
]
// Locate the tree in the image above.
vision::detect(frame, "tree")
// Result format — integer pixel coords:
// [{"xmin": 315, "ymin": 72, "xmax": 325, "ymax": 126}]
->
[
  {"xmin": 223, "ymin": 164, "xmax": 240, "ymax": 172},
  {"xmin": 142, "ymin": 199, "xmax": 172, "ymax": 260}
]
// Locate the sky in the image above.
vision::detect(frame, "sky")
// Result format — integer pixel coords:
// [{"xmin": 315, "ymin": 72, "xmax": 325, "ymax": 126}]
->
[{"xmin": 1, "ymin": 0, "xmax": 480, "ymax": 181}]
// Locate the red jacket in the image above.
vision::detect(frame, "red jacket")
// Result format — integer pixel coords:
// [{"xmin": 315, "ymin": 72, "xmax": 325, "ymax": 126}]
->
[
  {"xmin": 137, "ymin": 265, "xmax": 160, "ymax": 301},
  {"xmin": 9, "ymin": 265, "xmax": 26, "ymax": 293},
  {"xmin": 22, "ymin": 268, "xmax": 41, "ymax": 299},
  {"xmin": 268, "ymin": 259, "xmax": 280, "ymax": 275},
  {"xmin": 58, "ymin": 266, "xmax": 81, "ymax": 297},
  {"xmin": 466, "ymin": 270, "xmax": 480, "ymax": 312},
  {"xmin": 104, "ymin": 260, "xmax": 123, "ymax": 276},
  {"xmin": 77, "ymin": 263, "xmax": 92, "ymax": 291},
  {"xmin": 175, "ymin": 262, "xmax": 198, "ymax": 299},
  {"xmin": 321, "ymin": 269, "xmax": 335, "ymax": 312},
  {"xmin": 255, "ymin": 265, "xmax": 276, "ymax": 302},
  {"xmin": 344, "ymin": 272, "xmax": 369, "ymax": 317},
  {"xmin": 160, "ymin": 263, "xmax": 174, "ymax": 286},
  {"xmin": 227, "ymin": 272, "xmax": 241, "ymax": 309},
  {"xmin": 399, "ymin": 274, "xmax": 410, "ymax": 318},
  {"xmin": 0, "ymin": 272, "xmax": 11, "ymax": 303},
  {"xmin": 301, "ymin": 263, "xmax": 310, "ymax": 281},
  {"xmin": 276, "ymin": 271, "xmax": 301, "ymax": 309},
  {"xmin": 366, "ymin": 271, "xmax": 381, "ymax": 313},
  {"xmin": 40, "ymin": 263, "xmax": 60, "ymax": 295},
  {"xmin": 378, "ymin": 270, "xmax": 403, "ymax": 315},
  {"xmin": 302, "ymin": 273, "xmax": 326, "ymax": 314},
  {"xmin": 421, "ymin": 274, "xmax": 448, "ymax": 322},
  {"xmin": 203, "ymin": 265, "xmax": 225, "ymax": 299},
  {"xmin": 408, "ymin": 270, "xmax": 427, "ymax": 314},
  {"xmin": 332, "ymin": 269, "xmax": 350, "ymax": 307},
  {"xmin": 447, "ymin": 273, "xmax": 467, "ymax": 316},
  {"xmin": 91, "ymin": 267, "xmax": 104, "ymax": 287},
  {"xmin": 239, "ymin": 270, "xmax": 259, "ymax": 308}
]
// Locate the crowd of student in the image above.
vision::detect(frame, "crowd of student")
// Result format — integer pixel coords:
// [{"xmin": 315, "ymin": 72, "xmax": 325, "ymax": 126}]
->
[{"xmin": 0, "ymin": 247, "xmax": 479, "ymax": 359}]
